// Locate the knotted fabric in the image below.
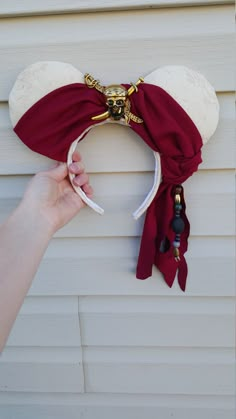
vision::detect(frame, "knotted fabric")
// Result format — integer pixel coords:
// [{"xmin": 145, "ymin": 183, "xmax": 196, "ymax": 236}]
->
[{"xmin": 14, "ymin": 82, "xmax": 203, "ymax": 291}]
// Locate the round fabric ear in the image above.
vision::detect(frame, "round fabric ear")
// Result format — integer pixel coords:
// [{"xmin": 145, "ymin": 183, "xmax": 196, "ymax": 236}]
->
[
  {"xmin": 9, "ymin": 61, "xmax": 84, "ymax": 127},
  {"xmin": 145, "ymin": 65, "xmax": 219, "ymax": 143}
]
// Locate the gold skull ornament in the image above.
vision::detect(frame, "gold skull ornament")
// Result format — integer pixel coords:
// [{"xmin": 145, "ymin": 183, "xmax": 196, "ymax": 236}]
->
[
  {"xmin": 84, "ymin": 73, "xmax": 144, "ymax": 123},
  {"xmin": 104, "ymin": 85, "xmax": 127, "ymax": 120}
]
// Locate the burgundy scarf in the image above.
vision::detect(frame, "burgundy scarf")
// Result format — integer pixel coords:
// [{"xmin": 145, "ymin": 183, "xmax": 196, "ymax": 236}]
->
[{"xmin": 14, "ymin": 82, "xmax": 203, "ymax": 291}]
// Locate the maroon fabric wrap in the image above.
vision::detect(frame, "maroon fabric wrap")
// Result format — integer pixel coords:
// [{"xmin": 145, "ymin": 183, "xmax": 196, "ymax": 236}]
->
[{"xmin": 14, "ymin": 82, "xmax": 203, "ymax": 291}]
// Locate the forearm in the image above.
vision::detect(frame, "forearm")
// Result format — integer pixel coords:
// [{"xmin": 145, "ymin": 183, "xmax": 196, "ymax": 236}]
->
[{"xmin": 0, "ymin": 201, "xmax": 53, "ymax": 352}]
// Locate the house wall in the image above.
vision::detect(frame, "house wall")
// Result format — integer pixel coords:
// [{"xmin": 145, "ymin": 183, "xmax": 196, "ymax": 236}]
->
[{"xmin": 0, "ymin": 1, "xmax": 235, "ymax": 418}]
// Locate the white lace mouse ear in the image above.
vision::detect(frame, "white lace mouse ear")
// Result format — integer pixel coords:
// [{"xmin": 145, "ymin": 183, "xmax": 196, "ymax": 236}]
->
[
  {"xmin": 9, "ymin": 61, "xmax": 85, "ymax": 126},
  {"xmin": 145, "ymin": 65, "xmax": 219, "ymax": 144}
]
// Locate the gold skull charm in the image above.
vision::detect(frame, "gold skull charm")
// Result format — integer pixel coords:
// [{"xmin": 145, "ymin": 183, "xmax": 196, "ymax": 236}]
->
[
  {"xmin": 84, "ymin": 73, "xmax": 144, "ymax": 124},
  {"xmin": 104, "ymin": 85, "xmax": 127, "ymax": 120}
]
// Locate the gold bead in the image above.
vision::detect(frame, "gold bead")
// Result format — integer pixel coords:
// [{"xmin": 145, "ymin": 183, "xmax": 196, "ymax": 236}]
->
[
  {"xmin": 175, "ymin": 194, "xmax": 181, "ymax": 204},
  {"xmin": 173, "ymin": 247, "xmax": 180, "ymax": 258}
]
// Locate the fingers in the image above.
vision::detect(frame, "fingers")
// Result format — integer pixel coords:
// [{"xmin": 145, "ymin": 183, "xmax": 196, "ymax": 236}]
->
[
  {"xmin": 73, "ymin": 172, "xmax": 89, "ymax": 187},
  {"xmin": 69, "ymin": 155, "xmax": 93, "ymax": 198},
  {"xmin": 69, "ymin": 161, "xmax": 84, "ymax": 175},
  {"xmin": 82, "ymin": 183, "xmax": 93, "ymax": 198},
  {"xmin": 72, "ymin": 150, "xmax": 82, "ymax": 162},
  {"xmin": 43, "ymin": 152, "xmax": 93, "ymax": 198}
]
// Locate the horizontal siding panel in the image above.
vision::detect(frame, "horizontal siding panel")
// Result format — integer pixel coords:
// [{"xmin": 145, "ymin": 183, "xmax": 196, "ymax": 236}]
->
[
  {"xmin": 85, "ymin": 365, "xmax": 234, "ymax": 395},
  {"xmin": 0, "ymin": 170, "xmax": 234, "ymax": 202},
  {"xmin": 0, "ymin": 392, "xmax": 234, "ymax": 407},
  {"xmin": 43, "ymin": 235, "xmax": 234, "ymax": 259},
  {"xmin": 79, "ymin": 296, "xmax": 235, "ymax": 348},
  {"xmin": 0, "ymin": 407, "xmax": 234, "ymax": 419},
  {"xmin": 5, "ymin": 297, "xmax": 81, "ymax": 347},
  {"xmin": 6, "ymin": 314, "xmax": 81, "ymax": 347},
  {"xmin": 28, "ymin": 236, "xmax": 235, "ymax": 297},
  {"xmin": 3, "ymin": 345, "xmax": 234, "ymax": 365},
  {"xmin": 0, "ymin": 6, "xmax": 234, "ymax": 99},
  {"xmin": 0, "ymin": 36, "xmax": 233, "ymax": 99},
  {"xmin": 1, "ymin": 346, "xmax": 81, "ymax": 362},
  {"xmin": 5, "ymin": 295, "xmax": 235, "ymax": 348},
  {"xmin": 17, "ymin": 296, "xmax": 79, "ymax": 314},
  {"xmin": 50, "ymin": 188, "xmax": 236, "ymax": 236},
  {"xmin": 29, "ymin": 254, "xmax": 235, "ymax": 297},
  {"xmin": 0, "ymin": 394, "xmax": 235, "ymax": 419},
  {"xmin": 0, "ymin": 191, "xmax": 234, "ymax": 236},
  {"xmin": 1, "ymin": 7, "xmax": 232, "ymax": 46},
  {"xmin": 0, "ymin": 363, "xmax": 83, "ymax": 393},
  {"xmin": 0, "ymin": 347, "xmax": 84, "ymax": 393},
  {"xmin": 81, "ymin": 312, "xmax": 234, "ymax": 347},
  {"xmin": 0, "ymin": 93, "xmax": 234, "ymax": 174},
  {"xmin": 79, "ymin": 295, "xmax": 234, "ymax": 314},
  {"xmin": 84, "ymin": 350, "xmax": 235, "ymax": 395},
  {"xmin": 0, "ymin": 169, "xmax": 235, "ymax": 199},
  {"xmin": 1, "ymin": 347, "xmax": 234, "ymax": 395},
  {"xmin": 0, "ymin": 1, "xmax": 233, "ymax": 17},
  {"xmin": 84, "ymin": 346, "xmax": 235, "ymax": 363}
]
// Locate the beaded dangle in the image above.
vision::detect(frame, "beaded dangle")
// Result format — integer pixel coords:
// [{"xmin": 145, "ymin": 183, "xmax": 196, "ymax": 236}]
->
[{"xmin": 171, "ymin": 185, "xmax": 185, "ymax": 261}]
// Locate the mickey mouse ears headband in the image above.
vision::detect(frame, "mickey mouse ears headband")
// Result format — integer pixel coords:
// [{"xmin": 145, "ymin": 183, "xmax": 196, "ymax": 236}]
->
[{"xmin": 9, "ymin": 61, "xmax": 219, "ymax": 290}]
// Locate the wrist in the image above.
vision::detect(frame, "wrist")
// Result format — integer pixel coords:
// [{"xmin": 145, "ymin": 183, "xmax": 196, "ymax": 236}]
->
[{"xmin": 15, "ymin": 199, "xmax": 55, "ymax": 241}]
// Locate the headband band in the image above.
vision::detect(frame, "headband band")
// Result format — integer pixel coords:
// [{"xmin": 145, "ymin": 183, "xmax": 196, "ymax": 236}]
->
[{"xmin": 67, "ymin": 122, "xmax": 161, "ymax": 219}]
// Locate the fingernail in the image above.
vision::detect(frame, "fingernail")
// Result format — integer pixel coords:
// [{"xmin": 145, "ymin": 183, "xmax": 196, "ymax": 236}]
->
[
  {"xmin": 70, "ymin": 163, "xmax": 84, "ymax": 174},
  {"xmin": 69, "ymin": 162, "xmax": 77, "ymax": 169}
]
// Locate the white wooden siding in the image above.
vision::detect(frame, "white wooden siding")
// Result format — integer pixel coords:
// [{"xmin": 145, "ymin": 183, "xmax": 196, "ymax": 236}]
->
[
  {"xmin": 0, "ymin": 0, "xmax": 234, "ymax": 17},
  {"xmin": 0, "ymin": 2, "xmax": 235, "ymax": 419},
  {"xmin": 0, "ymin": 6, "xmax": 234, "ymax": 99}
]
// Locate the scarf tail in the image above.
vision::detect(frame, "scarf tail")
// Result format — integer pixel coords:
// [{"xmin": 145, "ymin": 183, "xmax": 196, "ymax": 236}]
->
[{"xmin": 136, "ymin": 183, "xmax": 190, "ymax": 291}]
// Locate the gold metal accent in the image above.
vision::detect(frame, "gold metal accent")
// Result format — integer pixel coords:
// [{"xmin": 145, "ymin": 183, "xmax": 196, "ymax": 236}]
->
[
  {"xmin": 128, "ymin": 113, "xmax": 143, "ymax": 124},
  {"xmin": 175, "ymin": 194, "xmax": 181, "ymax": 204},
  {"xmin": 104, "ymin": 85, "xmax": 127, "ymax": 97},
  {"xmin": 84, "ymin": 73, "xmax": 105, "ymax": 94},
  {"xmin": 127, "ymin": 77, "xmax": 144, "ymax": 96},
  {"xmin": 91, "ymin": 111, "xmax": 110, "ymax": 121},
  {"xmin": 84, "ymin": 73, "xmax": 144, "ymax": 123},
  {"xmin": 124, "ymin": 98, "xmax": 143, "ymax": 124},
  {"xmin": 173, "ymin": 247, "xmax": 180, "ymax": 262}
]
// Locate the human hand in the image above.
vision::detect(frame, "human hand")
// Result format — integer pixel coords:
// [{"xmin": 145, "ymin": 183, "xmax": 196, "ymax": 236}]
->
[{"xmin": 20, "ymin": 151, "xmax": 93, "ymax": 234}]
